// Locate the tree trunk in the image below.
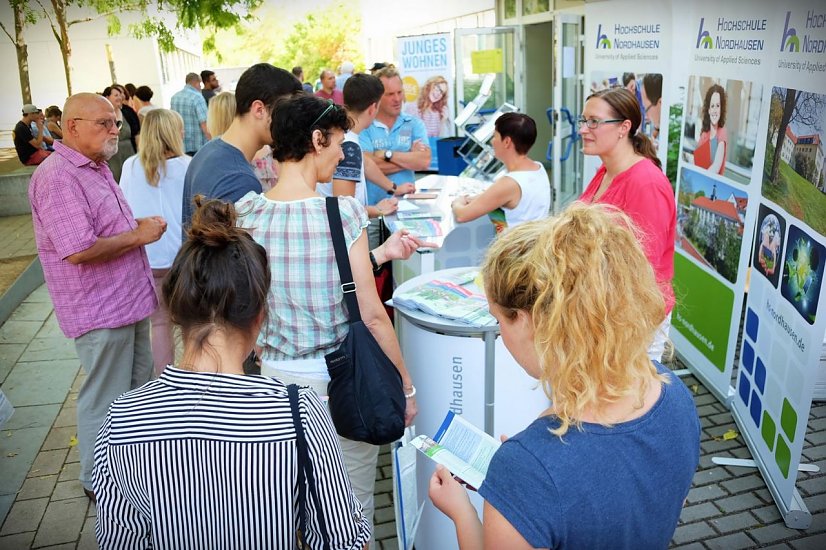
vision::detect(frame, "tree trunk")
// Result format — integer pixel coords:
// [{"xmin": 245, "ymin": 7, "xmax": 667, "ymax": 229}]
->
[
  {"xmin": 770, "ymin": 89, "xmax": 799, "ymax": 183},
  {"xmin": 50, "ymin": 0, "xmax": 72, "ymax": 96},
  {"xmin": 12, "ymin": 2, "xmax": 32, "ymax": 104}
]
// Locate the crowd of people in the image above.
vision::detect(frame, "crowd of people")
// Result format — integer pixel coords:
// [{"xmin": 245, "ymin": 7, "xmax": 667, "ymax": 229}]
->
[{"xmin": 21, "ymin": 59, "xmax": 699, "ymax": 548}]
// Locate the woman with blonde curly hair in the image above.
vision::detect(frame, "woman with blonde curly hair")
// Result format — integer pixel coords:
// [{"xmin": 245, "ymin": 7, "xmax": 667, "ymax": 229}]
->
[
  {"xmin": 429, "ymin": 203, "xmax": 700, "ymax": 550},
  {"xmin": 404, "ymin": 75, "xmax": 450, "ymax": 137},
  {"xmin": 120, "ymin": 108, "xmax": 190, "ymax": 375}
]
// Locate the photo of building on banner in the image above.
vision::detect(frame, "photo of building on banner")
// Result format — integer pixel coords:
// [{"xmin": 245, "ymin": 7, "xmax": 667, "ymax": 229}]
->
[{"xmin": 396, "ymin": 33, "xmax": 455, "ymax": 172}]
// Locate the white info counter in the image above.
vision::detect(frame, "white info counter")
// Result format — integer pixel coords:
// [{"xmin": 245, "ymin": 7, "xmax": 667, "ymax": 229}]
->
[
  {"xmin": 391, "ymin": 267, "xmax": 550, "ymax": 550},
  {"xmin": 386, "ymin": 174, "xmax": 498, "ymax": 285}
]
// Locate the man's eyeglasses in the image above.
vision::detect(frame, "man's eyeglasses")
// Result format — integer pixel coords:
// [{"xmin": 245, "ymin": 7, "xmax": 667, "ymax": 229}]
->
[
  {"xmin": 311, "ymin": 100, "xmax": 337, "ymax": 127},
  {"xmin": 577, "ymin": 117, "xmax": 624, "ymax": 129},
  {"xmin": 73, "ymin": 118, "xmax": 122, "ymax": 130}
]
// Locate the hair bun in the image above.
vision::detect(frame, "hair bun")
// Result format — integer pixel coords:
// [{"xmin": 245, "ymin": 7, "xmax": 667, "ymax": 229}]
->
[{"xmin": 187, "ymin": 195, "xmax": 241, "ymax": 247}]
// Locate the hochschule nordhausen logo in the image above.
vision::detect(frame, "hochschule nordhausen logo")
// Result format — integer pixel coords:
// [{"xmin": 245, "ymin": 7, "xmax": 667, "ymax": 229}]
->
[
  {"xmin": 781, "ymin": 11, "xmax": 800, "ymax": 52},
  {"xmin": 596, "ymin": 24, "xmax": 611, "ymax": 49},
  {"xmin": 696, "ymin": 17, "xmax": 714, "ymax": 49}
]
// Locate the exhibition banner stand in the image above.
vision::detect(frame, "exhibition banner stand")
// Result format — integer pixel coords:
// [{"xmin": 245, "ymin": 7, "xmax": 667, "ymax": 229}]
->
[
  {"xmin": 396, "ymin": 32, "xmax": 456, "ymax": 171},
  {"xmin": 727, "ymin": 0, "xmax": 826, "ymax": 529},
  {"xmin": 585, "ymin": 0, "xmax": 826, "ymax": 529},
  {"xmin": 670, "ymin": 0, "xmax": 767, "ymax": 403}
]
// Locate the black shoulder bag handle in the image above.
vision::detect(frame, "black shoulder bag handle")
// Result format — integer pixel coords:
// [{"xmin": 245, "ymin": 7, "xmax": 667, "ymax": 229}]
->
[
  {"xmin": 288, "ymin": 384, "xmax": 331, "ymax": 550},
  {"xmin": 326, "ymin": 196, "xmax": 361, "ymax": 322}
]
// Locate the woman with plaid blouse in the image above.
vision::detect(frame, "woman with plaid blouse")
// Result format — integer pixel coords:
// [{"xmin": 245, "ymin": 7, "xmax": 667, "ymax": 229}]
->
[{"xmin": 236, "ymin": 94, "xmax": 417, "ymax": 547}]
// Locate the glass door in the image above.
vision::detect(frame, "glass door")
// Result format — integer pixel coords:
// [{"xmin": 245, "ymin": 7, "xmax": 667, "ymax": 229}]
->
[
  {"xmin": 454, "ymin": 27, "xmax": 521, "ymax": 127},
  {"xmin": 552, "ymin": 13, "xmax": 584, "ymax": 211}
]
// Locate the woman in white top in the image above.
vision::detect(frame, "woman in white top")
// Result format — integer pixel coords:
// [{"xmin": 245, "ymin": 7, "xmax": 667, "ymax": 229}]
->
[
  {"xmin": 452, "ymin": 113, "xmax": 551, "ymax": 233},
  {"xmin": 120, "ymin": 109, "xmax": 190, "ymax": 376}
]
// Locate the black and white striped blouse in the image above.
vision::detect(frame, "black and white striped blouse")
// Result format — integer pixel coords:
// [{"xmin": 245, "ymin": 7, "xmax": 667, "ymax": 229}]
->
[{"xmin": 93, "ymin": 367, "xmax": 370, "ymax": 549}]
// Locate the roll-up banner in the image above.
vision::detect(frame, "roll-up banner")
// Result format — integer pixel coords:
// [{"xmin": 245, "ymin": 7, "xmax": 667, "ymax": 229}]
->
[
  {"xmin": 396, "ymin": 33, "xmax": 455, "ymax": 172},
  {"xmin": 729, "ymin": 0, "xmax": 826, "ymax": 527},
  {"xmin": 670, "ymin": 0, "xmax": 767, "ymax": 401},
  {"xmin": 582, "ymin": 0, "xmax": 826, "ymax": 527}
]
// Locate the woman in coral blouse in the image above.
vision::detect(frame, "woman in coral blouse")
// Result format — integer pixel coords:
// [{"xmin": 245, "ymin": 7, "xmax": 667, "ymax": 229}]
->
[{"xmin": 577, "ymin": 86, "xmax": 676, "ymax": 361}]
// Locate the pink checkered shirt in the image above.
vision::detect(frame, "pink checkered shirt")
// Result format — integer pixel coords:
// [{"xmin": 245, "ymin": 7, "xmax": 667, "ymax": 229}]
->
[{"xmin": 28, "ymin": 142, "xmax": 156, "ymax": 339}]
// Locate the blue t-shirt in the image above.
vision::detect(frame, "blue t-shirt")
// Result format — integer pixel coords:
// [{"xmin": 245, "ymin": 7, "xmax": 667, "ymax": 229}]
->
[
  {"xmin": 359, "ymin": 113, "xmax": 428, "ymax": 205},
  {"xmin": 478, "ymin": 364, "xmax": 700, "ymax": 549},
  {"xmin": 182, "ymin": 138, "xmax": 262, "ymax": 227}
]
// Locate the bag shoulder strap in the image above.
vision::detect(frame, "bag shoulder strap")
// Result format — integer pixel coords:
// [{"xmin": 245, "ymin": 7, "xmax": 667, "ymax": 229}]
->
[
  {"xmin": 325, "ymin": 196, "xmax": 362, "ymax": 323},
  {"xmin": 288, "ymin": 384, "xmax": 331, "ymax": 550}
]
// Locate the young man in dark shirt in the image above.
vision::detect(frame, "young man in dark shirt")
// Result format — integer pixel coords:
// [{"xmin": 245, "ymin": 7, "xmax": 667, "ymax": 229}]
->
[{"xmin": 14, "ymin": 104, "xmax": 51, "ymax": 165}]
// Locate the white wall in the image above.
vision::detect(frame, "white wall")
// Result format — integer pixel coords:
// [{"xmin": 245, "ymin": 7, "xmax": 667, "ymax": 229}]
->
[
  {"xmin": 360, "ymin": 0, "xmax": 495, "ymax": 65},
  {"xmin": 0, "ymin": 6, "xmax": 201, "ymax": 146}
]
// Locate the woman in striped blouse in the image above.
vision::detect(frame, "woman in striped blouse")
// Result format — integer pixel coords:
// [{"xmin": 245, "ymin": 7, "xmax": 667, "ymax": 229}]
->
[{"xmin": 93, "ymin": 198, "xmax": 371, "ymax": 549}]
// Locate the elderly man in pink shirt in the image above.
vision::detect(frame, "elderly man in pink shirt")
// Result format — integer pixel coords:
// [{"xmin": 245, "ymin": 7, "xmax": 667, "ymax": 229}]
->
[{"xmin": 28, "ymin": 93, "xmax": 166, "ymax": 502}]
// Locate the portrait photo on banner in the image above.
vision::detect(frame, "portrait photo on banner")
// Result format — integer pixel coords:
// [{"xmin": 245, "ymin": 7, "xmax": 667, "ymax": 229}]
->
[
  {"xmin": 682, "ymin": 75, "xmax": 763, "ymax": 185},
  {"xmin": 403, "ymin": 74, "xmax": 452, "ymax": 139},
  {"xmin": 676, "ymin": 167, "xmax": 748, "ymax": 285},
  {"xmin": 590, "ymin": 70, "xmax": 664, "ymax": 145},
  {"xmin": 762, "ymin": 86, "xmax": 826, "ymax": 236}
]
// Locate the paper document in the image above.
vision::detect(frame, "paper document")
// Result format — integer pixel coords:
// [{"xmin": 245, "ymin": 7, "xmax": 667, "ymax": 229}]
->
[
  {"xmin": 411, "ymin": 411, "xmax": 501, "ymax": 490},
  {"xmin": 397, "ymin": 211, "xmax": 443, "ymax": 221},
  {"xmin": 393, "ymin": 428, "xmax": 424, "ymax": 550},
  {"xmin": 388, "ymin": 219, "xmax": 443, "ymax": 238},
  {"xmin": 393, "ymin": 270, "xmax": 497, "ymax": 327},
  {"xmin": 396, "ymin": 200, "xmax": 419, "ymax": 212}
]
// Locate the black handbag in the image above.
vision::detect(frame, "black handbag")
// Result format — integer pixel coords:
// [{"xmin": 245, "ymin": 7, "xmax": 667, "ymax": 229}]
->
[
  {"xmin": 324, "ymin": 197, "xmax": 406, "ymax": 445},
  {"xmin": 288, "ymin": 384, "xmax": 331, "ymax": 550}
]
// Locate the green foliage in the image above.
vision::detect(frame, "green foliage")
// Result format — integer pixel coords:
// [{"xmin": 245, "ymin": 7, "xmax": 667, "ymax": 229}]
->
[
  {"xmin": 763, "ymin": 160, "xmax": 826, "ymax": 236},
  {"xmin": 68, "ymin": 0, "xmax": 262, "ymax": 48},
  {"xmin": 769, "ymin": 89, "xmax": 783, "ymax": 138},
  {"xmin": 129, "ymin": 17, "xmax": 176, "ymax": 51},
  {"xmin": 271, "ymin": 2, "xmax": 363, "ymax": 79},
  {"xmin": 165, "ymin": 0, "xmax": 260, "ymax": 30},
  {"xmin": 666, "ymin": 102, "xmax": 683, "ymax": 189},
  {"xmin": 201, "ymin": 6, "xmax": 287, "ymax": 66},
  {"xmin": 10, "ymin": 0, "xmax": 41, "ymax": 26},
  {"xmin": 204, "ymin": 1, "xmax": 364, "ymax": 78},
  {"xmin": 793, "ymin": 153, "xmax": 815, "ymax": 183},
  {"xmin": 106, "ymin": 13, "xmax": 121, "ymax": 35}
]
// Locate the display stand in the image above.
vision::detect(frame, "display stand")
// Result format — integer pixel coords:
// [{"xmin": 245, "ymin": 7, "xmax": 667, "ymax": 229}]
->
[
  {"xmin": 392, "ymin": 267, "xmax": 549, "ymax": 550},
  {"xmin": 456, "ymin": 103, "xmax": 518, "ymax": 182},
  {"xmin": 452, "ymin": 72, "xmax": 517, "ymax": 182}
]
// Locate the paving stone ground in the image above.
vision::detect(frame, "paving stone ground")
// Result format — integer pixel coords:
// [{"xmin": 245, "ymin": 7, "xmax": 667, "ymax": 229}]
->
[{"xmin": 2, "ymin": 284, "xmax": 825, "ymax": 547}]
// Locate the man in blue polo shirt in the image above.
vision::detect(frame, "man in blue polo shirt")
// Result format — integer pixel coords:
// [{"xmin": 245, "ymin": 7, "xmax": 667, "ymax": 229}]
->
[{"xmin": 360, "ymin": 66, "xmax": 430, "ymax": 208}]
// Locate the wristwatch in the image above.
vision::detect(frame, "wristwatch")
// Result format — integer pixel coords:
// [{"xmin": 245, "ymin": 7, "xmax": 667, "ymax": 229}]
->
[
  {"xmin": 384, "ymin": 150, "xmax": 394, "ymax": 161},
  {"xmin": 387, "ymin": 183, "xmax": 397, "ymax": 195}
]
